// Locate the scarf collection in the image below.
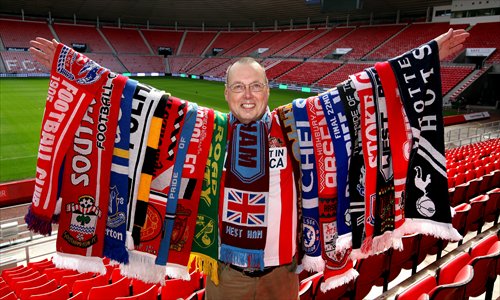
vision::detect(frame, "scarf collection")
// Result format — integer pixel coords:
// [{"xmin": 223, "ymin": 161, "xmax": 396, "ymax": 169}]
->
[{"xmin": 25, "ymin": 41, "xmax": 460, "ymax": 290}]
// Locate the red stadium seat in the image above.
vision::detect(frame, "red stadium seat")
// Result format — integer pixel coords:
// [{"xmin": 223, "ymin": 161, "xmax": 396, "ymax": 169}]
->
[
  {"xmin": 298, "ymin": 272, "xmax": 323, "ymax": 300},
  {"xmin": 59, "ymin": 272, "xmax": 94, "ymax": 291},
  {"xmin": 72, "ymin": 274, "xmax": 108, "ymax": 299},
  {"xmin": 452, "ymin": 203, "xmax": 471, "ymax": 243},
  {"xmin": 30, "ymin": 284, "xmax": 70, "ymax": 300},
  {"xmin": 116, "ymin": 284, "xmax": 159, "ymax": 300},
  {"xmin": 430, "ymin": 254, "xmax": 473, "ymax": 300},
  {"xmin": 0, "ymin": 286, "xmax": 13, "ymax": 298},
  {"xmin": 131, "ymin": 279, "xmax": 160, "ymax": 296},
  {"xmin": 12, "ymin": 273, "xmax": 49, "ymax": 296},
  {"xmin": 486, "ymin": 188, "xmax": 500, "ymax": 224},
  {"xmin": 466, "ymin": 235, "xmax": 500, "ymax": 298},
  {"xmin": 395, "ymin": 274, "xmax": 435, "ymax": 300},
  {"xmin": 0, "ymin": 292, "xmax": 17, "ymax": 300},
  {"xmin": 467, "ymin": 194, "xmax": 489, "ymax": 234},
  {"xmin": 88, "ymin": 276, "xmax": 130, "ymax": 300},
  {"xmin": 386, "ymin": 233, "xmax": 420, "ymax": 286},
  {"xmin": 68, "ymin": 291, "xmax": 84, "ymax": 300},
  {"xmin": 19, "ymin": 279, "xmax": 57, "ymax": 300},
  {"xmin": 350, "ymin": 251, "xmax": 390, "ymax": 300}
]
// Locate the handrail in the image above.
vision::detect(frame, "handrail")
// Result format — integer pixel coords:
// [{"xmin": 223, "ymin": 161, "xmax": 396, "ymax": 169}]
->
[{"xmin": 0, "ymin": 233, "xmax": 57, "ymax": 265}]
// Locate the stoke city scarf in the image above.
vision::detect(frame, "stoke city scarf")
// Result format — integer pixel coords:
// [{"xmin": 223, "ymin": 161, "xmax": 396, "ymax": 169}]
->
[
  {"xmin": 219, "ymin": 113, "xmax": 270, "ymax": 270},
  {"xmin": 103, "ymin": 78, "xmax": 137, "ymax": 264},
  {"xmin": 189, "ymin": 111, "xmax": 228, "ymax": 285},
  {"xmin": 374, "ymin": 62, "xmax": 411, "ymax": 235},
  {"xmin": 165, "ymin": 107, "xmax": 214, "ymax": 279},
  {"xmin": 26, "ymin": 44, "xmax": 109, "ymax": 235},
  {"xmin": 155, "ymin": 103, "xmax": 198, "ymax": 266},
  {"xmin": 292, "ymin": 98, "xmax": 324, "ymax": 272},
  {"xmin": 318, "ymin": 89, "xmax": 352, "ymax": 251},
  {"xmin": 387, "ymin": 41, "xmax": 461, "ymax": 241},
  {"xmin": 55, "ymin": 72, "xmax": 127, "ymax": 274}
]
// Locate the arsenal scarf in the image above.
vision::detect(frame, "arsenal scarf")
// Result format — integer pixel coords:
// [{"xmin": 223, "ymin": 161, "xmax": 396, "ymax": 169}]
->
[
  {"xmin": 26, "ymin": 44, "xmax": 109, "ymax": 235},
  {"xmin": 55, "ymin": 72, "xmax": 127, "ymax": 274},
  {"xmin": 165, "ymin": 107, "xmax": 214, "ymax": 279},
  {"xmin": 319, "ymin": 89, "xmax": 352, "ymax": 251},
  {"xmin": 189, "ymin": 111, "xmax": 228, "ymax": 285},
  {"xmin": 387, "ymin": 41, "xmax": 461, "ymax": 241},
  {"xmin": 103, "ymin": 78, "xmax": 137, "ymax": 264},
  {"xmin": 292, "ymin": 98, "xmax": 324, "ymax": 272},
  {"xmin": 220, "ymin": 113, "xmax": 270, "ymax": 270}
]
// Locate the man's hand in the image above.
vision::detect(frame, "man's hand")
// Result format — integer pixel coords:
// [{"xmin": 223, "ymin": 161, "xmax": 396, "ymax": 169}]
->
[
  {"xmin": 435, "ymin": 28, "xmax": 470, "ymax": 60},
  {"xmin": 29, "ymin": 37, "xmax": 59, "ymax": 70}
]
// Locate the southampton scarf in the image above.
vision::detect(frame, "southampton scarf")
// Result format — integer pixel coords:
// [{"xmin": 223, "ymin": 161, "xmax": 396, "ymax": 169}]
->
[
  {"xmin": 337, "ymin": 79, "xmax": 366, "ymax": 256},
  {"xmin": 55, "ymin": 72, "xmax": 127, "ymax": 274},
  {"xmin": 318, "ymin": 89, "xmax": 352, "ymax": 251},
  {"xmin": 292, "ymin": 98, "xmax": 324, "ymax": 272},
  {"xmin": 155, "ymin": 103, "xmax": 198, "ymax": 266},
  {"xmin": 374, "ymin": 62, "xmax": 411, "ymax": 235},
  {"xmin": 220, "ymin": 113, "xmax": 270, "ymax": 270},
  {"xmin": 275, "ymin": 103, "xmax": 303, "ymax": 264},
  {"xmin": 189, "ymin": 111, "xmax": 228, "ymax": 285},
  {"xmin": 26, "ymin": 44, "xmax": 109, "ymax": 235},
  {"xmin": 165, "ymin": 107, "xmax": 214, "ymax": 279},
  {"xmin": 103, "ymin": 78, "xmax": 137, "ymax": 264},
  {"xmin": 387, "ymin": 41, "xmax": 461, "ymax": 241}
]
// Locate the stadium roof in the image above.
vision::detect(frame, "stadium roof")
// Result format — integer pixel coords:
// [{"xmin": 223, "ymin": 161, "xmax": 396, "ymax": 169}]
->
[{"xmin": 0, "ymin": 0, "xmax": 452, "ymax": 28}]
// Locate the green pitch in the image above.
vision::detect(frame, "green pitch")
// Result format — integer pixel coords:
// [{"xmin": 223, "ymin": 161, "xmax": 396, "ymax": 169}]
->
[{"xmin": 0, "ymin": 76, "xmax": 313, "ymax": 182}]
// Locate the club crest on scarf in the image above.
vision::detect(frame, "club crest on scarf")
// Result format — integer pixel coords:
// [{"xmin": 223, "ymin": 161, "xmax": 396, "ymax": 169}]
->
[
  {"xmin": 194, "ymin": 215, "xmax": 216, "ymax": 248},
  {"xmin": 107, "ymin": 185, "xmax": 126, "ymax": 228},
  {"xmin": 414, "ymin": 166, "xmax": 435, "ymax": 217},
  {"xmin": 57, "ymin": 46, "xmax": 106, "ymax": 85},
  {"xmin": 171, "ymin": 204, "xmax": 192, "ymax": 251},
  {"xmin": 63, "ymin": 195, "xmax": 102, "ymax": 248}
]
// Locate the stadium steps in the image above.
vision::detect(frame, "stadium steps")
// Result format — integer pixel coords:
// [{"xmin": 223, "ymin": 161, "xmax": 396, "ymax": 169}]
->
[
  {"xmin": 443, "ymin": 66, "xmax": 487, "ymax": 105},
  {"xmin": 137, "ymin": 29, "xmax": 155, "ymax": 55},
  {"xmin": 311, "ymin": 61, "xmax": 344, "ymax": 86},
  {"xmin": 176, "ymin": 31, "xmax": 188, "ymax": 55},
  {"xmin": 362, "ymin": 23, "xmax": 411, "ymax": 60},
  {"xmin": 281, "ymin": 28, "xmax": 331, "ymax": 58},
  {"xmin": 308, "ymin": 26, "xmax": 356, "ymax": 59},
  {"xmin": 165, "ymin": 57, "xmax": 170, "ymax": 73},
  {"xmin": 97, "ymin": 27, "xmax": 118, "ymax": 55},
  {"xmin": 201, "ymin": 31, "xmax": 221, "ymax": 57},
  {"xmin": 47, "ymin": 24, "xmax": 60, "ymax": 44}
]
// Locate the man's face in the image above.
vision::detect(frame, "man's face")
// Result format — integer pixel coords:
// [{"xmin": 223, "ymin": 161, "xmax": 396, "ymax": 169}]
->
[{"xmin": 225, "ymin": 61, "xmax": 269, "ymax": 124}]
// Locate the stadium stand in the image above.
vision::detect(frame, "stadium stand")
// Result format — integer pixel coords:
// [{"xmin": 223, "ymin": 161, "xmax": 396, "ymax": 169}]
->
[
  {"xmin": 451, "ymin": 21, "xmax": 500, "ymax": 63},
  {"xmin": 53, "ymin": 23, "xmax": 112, "ymax": 53},
  {"xmin": 258, "ymin": 29, "xmax": 313, "ymax": 57},
  {"xmin": 203, "ymin": 58, "xmax": 237, "ymax": 78},
  {"xmin": 100, "ymin": 27, "xmax": 150, "ymax": 54},
  {"xmin": 440, "ymin": 65, "xmax": 475, "ymax": 95},
  {"xmin": 273, "ymin": 29, "xmax": 327, "ymax": 57},
  {"xmin": 178, "ymin": 31, "xmax": 217, "ymax": 56},
  {"xmin": 141, "ymin": 29, "xmax": 184, "ymax": 56},
  {"xmin": 188, "ymin": 57, "xmax": 230, "ymax": 76},
  {"xmin": 276, "ymin": 61, "xmax": 342, "ymax": 85},
  {"xmin": 86, "ymin": 53, "xmax": 128, "ymax": 73},
  {"xmin": 118, "ymin": 54, "xmax": 166, "ymax": 73},
  {"xmin": 290, "ymin": 27, "xmax": 354, "ymax": 58},
  {"xmin": 0, "ymin": 51, "xmax": 48, "ymax": 73},
  {"xmin": 0, "ymin": 19, "xmax": 53, "ymax": 49},
  {"xmin": 222, "ymin": 31, "xmax": 280, "ymax": 57},
  {"xmin": 167, "ymin": 56, "xmax": 204, "ymax": 74},
  {"xmin": 208, "ymin": 31, "xmax": 258, "ymax": 56},
  {"xmin": 264, "ymin": 60, "xmax": 302, "ymax": 80},
  {"xmin": 316, "ymin": 62, "xmax": 373, "ymax": 87}
]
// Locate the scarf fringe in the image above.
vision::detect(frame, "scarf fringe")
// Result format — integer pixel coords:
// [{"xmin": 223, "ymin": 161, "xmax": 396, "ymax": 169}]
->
[
  {"xmin": 165, "ymin": 263, "xmax": 191, "ymax": 280},
  {"xmin": 392, "ymin": 236, "xmax": 403, "ymax": 251},
  {"xmin": 349, "ymin": 249, "xmax": 371, "ymax": 260},
  {"xmin": 103, "ymin": 239, "xmax": 129, "ymax": 264},
  {"xmin": 189, "ymin": 253, "xmax": 219, "ymax": 285},
  {"xmin": 371, "ymin": 231, "xmax": 395, "ymax": 254},
  {"xmin": 24, "ymin": 205, "xmax": 54, "ymax": 235},
  {"xmin": 53, "ymin": 252, "xmax": 106, "ymax": 275},
  {"xmin": 336, "ymin": 233, "xmax": 352, "ymax": 253},
  {"xmin": 320, "ymin": 268, "xmax": 359, "ymax": 293},
  {"xmin": 126, "ymin": 231, "xmax": 135, "ymax": 250},
  {"xmin": 397, "ymin": 218, "xmax": 462, "ymax": 242},
  {"xmin": 120, "ymin": 251, "xmax": 165, "ymax": 285},
  {"xmin": 301, "ymin": 255, "xmax": 325, "ymax": 273},
  {"xmin": 220, "ymin": 245, "xmax": 265, "ymax": 270}
]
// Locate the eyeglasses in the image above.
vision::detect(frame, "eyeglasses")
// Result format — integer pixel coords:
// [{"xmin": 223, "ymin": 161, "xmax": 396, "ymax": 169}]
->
[{"xmin": 227, "ymin": 82, "xmax": 267, "ymax": 93}]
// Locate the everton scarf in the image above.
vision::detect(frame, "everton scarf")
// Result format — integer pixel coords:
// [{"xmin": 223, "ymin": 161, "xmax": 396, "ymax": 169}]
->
[
  {"xmin": 318, "ymin": 89, "xmax": 352, "ymax": 251},
  {"xmin": 103, "ymin": 78, "xmax": 137, "ymax": 264},
  {"xmin": 387, "ymin": 41, "xmax": 461, "ymax": 241},
  {"xmin": 220, "ymin": 113, "xmax": 270, "ymax": 270},
  {"xmin": 165, "ymin": 107, "xmax": 214, "ymax": 279},
  {"xmin": 155, "ymin": 103, "xmax": 198, "ymax": 266},
  {"xmin": 337, "ymin": 79, "xmax": 365, "ymax": 256},
  {"xmin": 292, "ymin": 98, "xmax": 324, "ymax": 272},
  {"xmin": 189, "ymin": 111, "xmax": 228, "ymax": 285},
  {"xmin": 26, "ymin": 44, "xmax": 109, "ymax": 235},
  {"xmin": 55, "ymin": 72, "xmax": 127, "ymax": 274},
  {"xmin": 374, "ymin": 62, "xmax": 411, "ymax": 235},
  {"xmin": 275, "ymin": 103, "xmax": 303, "ymax": 264}
]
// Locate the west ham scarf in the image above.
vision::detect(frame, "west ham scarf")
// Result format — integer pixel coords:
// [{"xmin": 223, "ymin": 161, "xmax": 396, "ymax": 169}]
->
[
  {"xmin": 55, "ymin": 71, "xmax": 127, "ymax": 274},
  {"xmin": 318, "ymin": 89, "xmax": 352, "ymax": 251},
  {"xmin": 103, "ymin": 78, "xmax": 137, "ymax": 264},
  {"xmin": 26, "ymin": 44, "xmax": 109, "ymax": 235},
  {"xmin": 155, "ymin": 103, "xmax": 198, "ymax": 266},
  {"xmin": 165, "ymin": 107, "xmax": 214, "ymax": 279},
  {"xmin": 292, "ymin": 98, "xmax": 324, "ymax": 272},
  {"xmin": 387, "ymin": 41, "xmax": 461, "ymax": 241},
  {"xmin": 220, "ymin": 113, "xmax": 270, "ymax": 270},
  {"xmin": 189, "ymin": 111, "xmax": 228, "ymax": 285}
]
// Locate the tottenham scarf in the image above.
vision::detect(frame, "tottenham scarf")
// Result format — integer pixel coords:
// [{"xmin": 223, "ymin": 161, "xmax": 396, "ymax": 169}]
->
[
  {"xmin": 387, "ymin": 41, "xmax": 461, "ymax": 241},
  {"xmin": 26, "ymin": 44, "xmax": 109, "ymax": 235},
  {"xmin": 165, "ymin": 107, "xmax": 214, "ymax": 279},
  {"xmin": 319, "ymin": 89, "xmax": 352, "ymax": 251},
  {"xmin": 103, "ymin": 78, "xmax": 137, "ymax": 264},
  {"xmin": 292, "ymin": 98, "xmax": 324, "ymax": 272},
  {"xmin": 189, "ymin": 111, "xmax": 228, "ymax": 285},
  {"xmin": 55, "ymin": 72, "xmax": 127, "ymax": 274},
  {"xmin": 220, "ymin": 113, "xmax": 270, "ymax": 270}
]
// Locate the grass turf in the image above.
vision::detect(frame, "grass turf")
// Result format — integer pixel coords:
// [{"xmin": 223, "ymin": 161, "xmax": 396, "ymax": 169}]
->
[{"xmin": 0, "ymin": 76, "xmax": 313, "ymax": 182}]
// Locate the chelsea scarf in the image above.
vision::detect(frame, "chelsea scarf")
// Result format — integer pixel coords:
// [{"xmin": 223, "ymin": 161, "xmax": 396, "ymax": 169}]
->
[
  {"xmin": 26, "ymin": 44, "xmax": 109, "ymax": 235},
  {"xmin": 189, "ymin": 111, "xmax": 228, "ymax": 285},
  {"xmin": 220, "ymin": 113, "xmax": 270, "ymax": 270},
  {"xmin": 103, "ymin": 78, "xmax": 137, "ymax": 264},
  {"xmin": 292, "ymin": 98, "xmax": 324, "ymax": 272},
  {"xmin": 55, "ymin": 71, "xmax": 127, "ymax": 274},
  {"xmin": 387, "ymin": 41, "xmax": 461, "ymax": 241}
]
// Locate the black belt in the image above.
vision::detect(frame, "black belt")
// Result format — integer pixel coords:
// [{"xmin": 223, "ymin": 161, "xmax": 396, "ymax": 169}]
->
[{"xmin": 229, "ymin": 264, "xmax": 277, "ymax": 278}]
